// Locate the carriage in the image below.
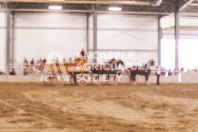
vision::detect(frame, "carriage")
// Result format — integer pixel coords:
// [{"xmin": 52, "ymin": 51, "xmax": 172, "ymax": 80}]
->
[
  {"xmin": 41, "ymin": 57, "xmax": 154, "ymax": 86},
  {"xmin": 41, "ymin": 57, "xmax": 90, "ymax": 86}
]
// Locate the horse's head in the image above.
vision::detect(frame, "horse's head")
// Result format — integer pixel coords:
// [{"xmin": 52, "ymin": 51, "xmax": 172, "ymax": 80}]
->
[
  {"xmin": 147, "ymin": 59, "xmax": 155, "ymax": 66},
  {"xmin": 113, "ymin": 59, "xmax": 125, "ymax": 66},
  {"xmin": 106, "ymin": 58, "xmax": 116, "ymax": 64}
]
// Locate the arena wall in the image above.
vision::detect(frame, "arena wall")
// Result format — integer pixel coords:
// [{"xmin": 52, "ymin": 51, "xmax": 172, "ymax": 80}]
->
[
  {"xmin": 1, "ymin": 72, "xmax": 197, "ymax": 84},
  {"xmin": 12, "ymin": 13, "xmax": 158, "ymax": 66},
  {"xmin": 161, "ymin": 16, "xmax": 198, "ymax": 39},
  {"xmin": 14, "ymin": 13, "xmax": 86, "ymax": 63},
  {"xmin": 89, "ymin": 14, "xmax": 158, "ymax": 64},
  {"xmin": 0, "ymin": 12, "xmax": 6, "ymax": 72}
]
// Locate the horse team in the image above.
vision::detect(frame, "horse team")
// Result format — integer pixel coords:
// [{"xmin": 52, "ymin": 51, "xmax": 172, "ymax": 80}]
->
[
  {"xmin": 42, "ymin": 57, "xmax": 155, "ymax": 86},
  {"xmin": 90, "ymin": 58, "xmax": 155, "ymax": 86}
]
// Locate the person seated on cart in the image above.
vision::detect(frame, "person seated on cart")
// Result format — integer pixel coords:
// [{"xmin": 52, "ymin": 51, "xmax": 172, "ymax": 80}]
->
[{"xmin": 80, "ymin": 49, "xmax": 87, "ymax": 58}]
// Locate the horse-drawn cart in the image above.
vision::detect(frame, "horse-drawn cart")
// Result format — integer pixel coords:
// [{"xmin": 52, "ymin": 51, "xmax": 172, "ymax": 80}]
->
[{"xmin": 42, "ymin": 57, "xmax": 89, "ymax": 86}]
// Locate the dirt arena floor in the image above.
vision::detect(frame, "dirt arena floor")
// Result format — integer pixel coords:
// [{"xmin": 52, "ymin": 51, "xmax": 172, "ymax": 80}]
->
[{"xmin": 0, "ymin": 83, "xmax": 198, "ymax": 132}]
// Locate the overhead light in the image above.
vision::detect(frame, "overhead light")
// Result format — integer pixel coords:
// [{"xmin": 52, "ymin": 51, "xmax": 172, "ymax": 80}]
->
[
  {"xmin": 108, "ymin": 7, "xmax": 122, "ymax": 11},
  {"xmin": 49, "ymin": 5, "xmax": 62, "ymax": 10}
]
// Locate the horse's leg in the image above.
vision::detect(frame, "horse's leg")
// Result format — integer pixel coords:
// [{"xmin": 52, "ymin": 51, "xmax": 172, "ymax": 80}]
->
[
  {"xmin": 98, "ymin": 74, "xmax": 101, "ymax": 86},
  {"xmin": 130, "ymin": 72, "xmax": 134, "ymax": 85},
  {"xmin": 90, "ymin": 73, "xmax": 93, "ymax": 84},
  {"xmin": 133, "ymin": 74, "xmax": 137, "ymax": 85},
  {"xmin": 145, "ymin": 74, "xmax": 150, "ymax": 85},
  {"xmin": 131, "ymin": 73, "xmax": 136, "ymax": 85},
  {"xmin": 92, "ymin": 73, "xmax": 99, "ymax": 85},
  {"xmin": 113, "ymin": 74, "xmax": 117, "ymax": 86},
  {"xmin": 106, "ymin": 74, "xmax": 110, "ymax": 84}
]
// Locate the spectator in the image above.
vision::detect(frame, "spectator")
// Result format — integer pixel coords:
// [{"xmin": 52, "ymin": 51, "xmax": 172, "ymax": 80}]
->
[
  {"xmin": 30, "ymin": 58, "xmax": 34, "ymax": 65},
  {"xmin": 55, "ymin": 58, "xmax": 59, "ymax": 63},
  {"xmin": 10, "ymin": 68, "xmax": 16, "ymax": 75},
  {"xmin": 30, "ymin": 58, "xmax": 34, "ymax": 75},
  {"xmin": 43, "ymin": 58, "xmax": 46, "ymax": 63},
  {"xmin": 63, "ymin": 58, "xmax": 66, "ymax": 63},
  {"xmin": 161, "ymin": 67, "xmax": 166, "ymax": 76},
  {"xmin": 24, "ymin": 58, "xmax": 28, "ymax": 67},
  {"xmin": 0, "ymin": 70, "xmax": 5, "ymax": 75},
  {"xmin": 181, "ymin": 67, "xmax": 184, "ymax": 72},
  {"xmin": 68, "ymin": 58, "xmax": 72, "ymax": 63},
  {"xmin": 168, "ymin": 69, "xmax": 172, "ymax": 76}
]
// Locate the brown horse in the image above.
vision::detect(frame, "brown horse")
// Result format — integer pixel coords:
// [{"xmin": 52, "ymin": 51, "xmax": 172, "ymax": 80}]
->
[
  {"xmin": 91, "ymin": 59, "xmax": 125, "ymax": 86},
  {"xmin": 129, "ymin": 59, "xmax": 155, "ymax": 85}
]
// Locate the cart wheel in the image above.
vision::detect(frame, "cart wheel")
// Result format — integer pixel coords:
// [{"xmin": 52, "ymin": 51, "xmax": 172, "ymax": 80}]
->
[
  {"xmin": 70, "ymin": 75, "xmax": 76, "ymax": 85},
  {"xmin": 43, "ymin": 77, "xmax": 53, "ymax": 86},
  {"xmin": 52, "ymin": 74, "xmax": 65, "ymax": 87},
  {"xmin": 76, "ymin": 73, "xmax": 88, "ymax": 87}
]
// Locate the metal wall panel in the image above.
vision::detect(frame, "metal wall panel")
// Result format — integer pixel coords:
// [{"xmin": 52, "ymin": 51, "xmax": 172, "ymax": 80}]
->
[
  {"xmin": 161, "ymin": 16, "xmax": 198, "ymax": 30},
  {"xmin": 15, "ymin": 13, "xmax": 86, "ymax": 28},
  {"xmin": 162, "ymin": 30, "xmax": 198, "ymax": 39},
  {"xmin": 14, "ymin": 13, "xmax": 86, "ymax": 63},
  {"xmin": 161, "ymin": 16, "xmax": 198, "ymax": 39},
  {"xmin": 0, "ymin": 12, "xmax": 6, "ymax": 71},
  {"xmin": 94, "ymin": 50, "xmax": 158, "ymax": 66},
  {"xmin": 14, "ymin": 13, "xmax": 158, "ymax": 65},
  {"xmin": 89, "ymin": 14, "xmax": 158, "ymax": 64}
]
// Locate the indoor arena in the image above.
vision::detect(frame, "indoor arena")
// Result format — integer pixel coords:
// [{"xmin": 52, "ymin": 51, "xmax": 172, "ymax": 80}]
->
[{"xmin": 0, "ymin": 0, "xmax": 198, "ymax": 132}]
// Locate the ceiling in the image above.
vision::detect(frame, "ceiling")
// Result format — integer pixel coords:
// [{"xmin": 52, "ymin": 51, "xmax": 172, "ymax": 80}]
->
[
  {"xmin": 0, "ymin": 0, "xmax": 197, "ymax": 16},
  {"xmin": 182, "ymin": 0, "xmax": 198, "ymax": 13}
]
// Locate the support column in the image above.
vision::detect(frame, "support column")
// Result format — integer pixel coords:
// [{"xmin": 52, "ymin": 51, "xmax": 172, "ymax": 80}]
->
[
  {"xmin": 6, "ymin": 8, "xmax": 11, "ymax": 73},
  {"xmin": 158, "ymin": 16, "xmax": 162, "ymax": 66},
  {"xmin": 86, "ymin": 13, "xmax": 89, "ymax": 53},
  {"xmin": 11, "ymin": 12, "xmax": 15, "ymax": 66},
  {"xmin": 175, "ymin": 0, "xmax": 179, "ymax": 73},
  {"xmin": 93, "ymin": 5, "xmax": 97, "ymax": 63}
]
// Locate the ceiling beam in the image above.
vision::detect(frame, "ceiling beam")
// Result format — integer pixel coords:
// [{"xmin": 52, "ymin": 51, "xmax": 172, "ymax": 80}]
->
[
  {"xmin": 10, "ymin": 0, "xmax": 153, "ymax": 6},
  {"xmin": 11, "ymin": 8, "xmax": 170, "ymax": 15},
  {"xmin": 189, "ymin": 3, "xmax": 198, "ymax": 6},
  {"xmin": 179, "ymin": 0, "xmax": 195, "ymax": 11}
]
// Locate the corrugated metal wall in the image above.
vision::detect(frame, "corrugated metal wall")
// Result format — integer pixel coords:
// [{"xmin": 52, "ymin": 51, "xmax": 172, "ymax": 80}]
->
[
  {"xmin": 0, "ymin": 12, "xmax": 6, "ymax": 71},
  {"xmin": 14, "ymin": 13, "xmax": 86, "ymax": 63},
  {"xmin": 13, "ymin": 13, "xmax": 158, "ymax": 65},
  {"xmin": 161, "ymin": 16, "xmax": 198, "ymax": 39},
  {"xmin": 89, "ymin": 14, "xmax": 158, "ymax": 64}
]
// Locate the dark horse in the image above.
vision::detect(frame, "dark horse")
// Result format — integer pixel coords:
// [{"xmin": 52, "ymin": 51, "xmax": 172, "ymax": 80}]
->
[
  {"xmin": 91, "ymin": 58, "xmax": 125, "ymax": 86},
  {"xmin": 129, "ymin": 59, "xmax": 155, "ymax": 85}
]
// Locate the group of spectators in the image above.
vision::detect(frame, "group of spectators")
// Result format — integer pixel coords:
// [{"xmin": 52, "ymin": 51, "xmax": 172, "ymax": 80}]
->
[
  {"xmin": 23, "ymin": 58, "xmax": 47, "ymax": 75},
  {"xmin": 23, "ymin": 57, "xmax": 75, "ymax": 75},
  {"xmin": 0, "ymin": 68, "xmax": 16, "ymax": 75}
]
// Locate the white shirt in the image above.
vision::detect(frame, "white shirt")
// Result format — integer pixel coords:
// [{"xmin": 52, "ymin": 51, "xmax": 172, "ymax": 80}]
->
[{"xmin": 156, "ymin": 66, "xmax": 161, "ymax": 75}]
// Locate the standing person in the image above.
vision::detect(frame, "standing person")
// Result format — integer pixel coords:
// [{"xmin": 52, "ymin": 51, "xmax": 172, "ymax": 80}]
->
[{"xmin": 156, "ymin": 66, "xmax": 161, "ymax": 85}]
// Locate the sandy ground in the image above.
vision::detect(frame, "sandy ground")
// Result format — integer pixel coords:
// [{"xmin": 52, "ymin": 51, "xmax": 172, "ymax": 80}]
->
[{"xmin": 0, "ymin": 83, "xmax": 198, "ymax": 132}]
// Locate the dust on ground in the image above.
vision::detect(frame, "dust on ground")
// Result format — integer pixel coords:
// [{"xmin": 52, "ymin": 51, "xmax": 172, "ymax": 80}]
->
[{"xmin": 0, "ymin": 82, "xmax": 198, "ymax": 132}]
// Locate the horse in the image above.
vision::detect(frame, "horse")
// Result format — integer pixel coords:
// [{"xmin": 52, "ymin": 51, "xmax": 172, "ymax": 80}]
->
[
  {"xmin": 129, "ymin": 59, "xmax": 155, "ymax": 85},
  {"xmin": 91, "ymin": 59, "xmax": 125, "ymax": 86}
]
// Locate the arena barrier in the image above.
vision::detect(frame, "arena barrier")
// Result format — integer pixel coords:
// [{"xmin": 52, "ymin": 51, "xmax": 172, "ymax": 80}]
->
[
  {"xmin": 0, "ymin": 72, "xmax": 198, "ymax": 84},
  {"xmin": 1, "ymin": 72, "xmax": 197, "ymax": 84}
]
